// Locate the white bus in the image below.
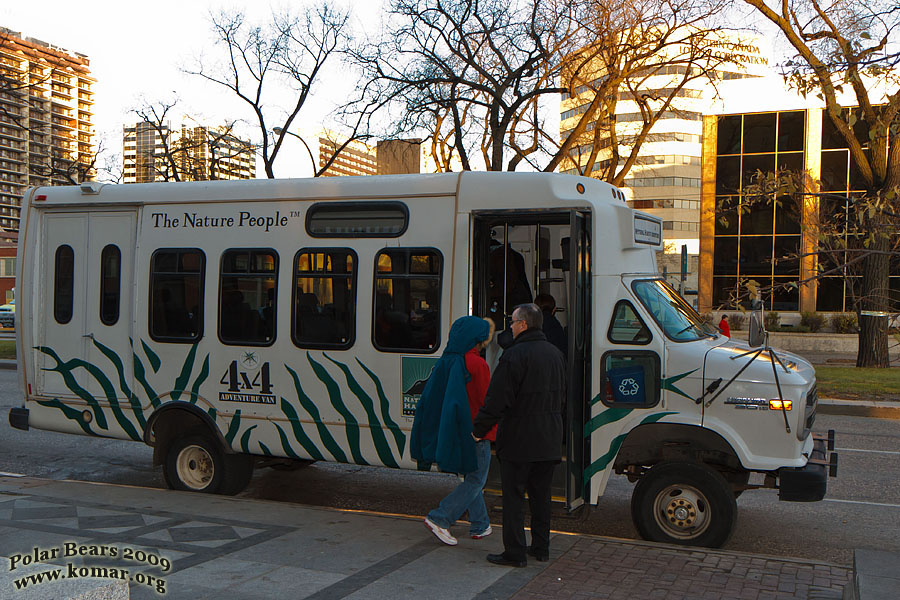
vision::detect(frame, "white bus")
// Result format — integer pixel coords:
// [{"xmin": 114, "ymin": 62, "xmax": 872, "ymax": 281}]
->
[{"xmin": 9, "ymin": 172, "xmax": 835, "ymax": 547}]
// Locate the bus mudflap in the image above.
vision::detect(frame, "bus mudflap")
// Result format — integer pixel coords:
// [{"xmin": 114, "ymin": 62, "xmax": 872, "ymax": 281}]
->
[
  {"xmin": 9, "ymin": 407, "xmax": 29, "ymax": 431},
  {"xmin": 777, "ymin": 437, "xmax": 837, "ymax": 502}
]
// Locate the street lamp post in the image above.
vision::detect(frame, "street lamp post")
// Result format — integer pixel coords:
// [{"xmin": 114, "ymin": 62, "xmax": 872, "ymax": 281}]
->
[{"xmin": 273, "ymin": 127, "xmax": 316, "ymax": 176}]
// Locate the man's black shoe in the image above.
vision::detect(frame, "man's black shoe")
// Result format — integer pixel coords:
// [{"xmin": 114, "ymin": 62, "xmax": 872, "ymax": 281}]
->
[
  {"xmin": 486, "ymin": 553, "xmax": 527, "ymax": 568},
  {"xmin": 527, "ymin": 547, "xmax": 549, "ymax": 562}
]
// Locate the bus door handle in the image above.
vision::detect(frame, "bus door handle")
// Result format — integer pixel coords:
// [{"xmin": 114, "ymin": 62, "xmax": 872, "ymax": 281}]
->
[{"xmin": 82, "ymin": 333, "xmax": 94, "ymax": 340}]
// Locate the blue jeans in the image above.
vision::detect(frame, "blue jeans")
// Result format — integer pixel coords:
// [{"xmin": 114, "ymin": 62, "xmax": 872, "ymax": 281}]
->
[{"xmin": 427, "ymin": 440, "xmax": 491, "ymax": 535}]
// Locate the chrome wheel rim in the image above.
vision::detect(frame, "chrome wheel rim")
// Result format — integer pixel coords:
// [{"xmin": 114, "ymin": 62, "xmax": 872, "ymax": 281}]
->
[
  {"xmin": 176, "ymin": 444, "xmax": 214, "ymax": 490},
  {"xmin": 652, "ymin": 484, "xmax": 710, "ymax": 540}
]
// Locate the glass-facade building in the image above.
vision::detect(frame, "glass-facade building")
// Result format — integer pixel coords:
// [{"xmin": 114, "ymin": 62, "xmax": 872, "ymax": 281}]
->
[{"xmin": 699, "ymin": 108, "xmax": 899, "ymax": 313}]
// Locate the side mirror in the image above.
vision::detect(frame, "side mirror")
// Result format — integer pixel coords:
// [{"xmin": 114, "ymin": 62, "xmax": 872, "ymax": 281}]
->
[{"xmin": 748, "ymin": 311, "xmax": 764, "ymax": 348}]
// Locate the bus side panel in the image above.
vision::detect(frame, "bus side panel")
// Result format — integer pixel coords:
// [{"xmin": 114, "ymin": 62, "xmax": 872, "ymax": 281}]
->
[{"xmin": 125, "ymin": 196, "xmax": 455, "ymax": 469}]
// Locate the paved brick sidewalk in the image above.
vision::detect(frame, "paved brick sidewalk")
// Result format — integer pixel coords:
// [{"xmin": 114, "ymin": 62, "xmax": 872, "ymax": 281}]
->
[{"xmin": 512, "ymin": 538, "xmax": 850, "ymax": 600}]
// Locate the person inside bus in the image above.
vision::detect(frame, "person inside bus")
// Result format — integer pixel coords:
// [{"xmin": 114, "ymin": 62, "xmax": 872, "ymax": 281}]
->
[
  {"xmin": 296, "ymin": 292, "xmax": 340, "ymax": 344},
  {"xmin": 221, "ymin": 287, "xmax": 252, "ymax": 340},
  {"xmin": 535, "ymin": 293, "xmax": 567, "ymax": 358},
  {"xmin": 413, "ymin": 316, "xmax": 496, "ymax": 546},
  {"xmin": 488, "ymin": 243, "xmax": 533, "ymax": 329}
]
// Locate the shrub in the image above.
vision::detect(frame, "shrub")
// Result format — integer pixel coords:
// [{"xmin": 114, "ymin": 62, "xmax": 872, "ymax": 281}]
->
[
  {"xmin": 830, "ymin": 313, "xmax": 858, "ymax": 334},
  {"xmin": 729, "ymin": 313, "xmax": 746, "ymax": 330},
  {"xmin": 764, "ymin": 311, "xmax": 780, "ymax": 330},
  {"xmin": 700, "ymin": 312, "xmax": 715, "ymax": 325},
  {"xmin": 800, "ymin": 311, "xmax": 826, "ymax": 333}
]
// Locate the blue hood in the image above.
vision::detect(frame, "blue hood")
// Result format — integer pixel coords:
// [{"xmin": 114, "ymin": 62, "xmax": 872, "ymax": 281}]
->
[{"xmin": 410, "ymin": 316, "xmax": 490, "ymax": 474}]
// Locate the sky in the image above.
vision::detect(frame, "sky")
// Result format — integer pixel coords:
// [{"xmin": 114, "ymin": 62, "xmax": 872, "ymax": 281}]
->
[{"xmin": 1, "ymin": 0, "xmax": 382, "ymax": 178}]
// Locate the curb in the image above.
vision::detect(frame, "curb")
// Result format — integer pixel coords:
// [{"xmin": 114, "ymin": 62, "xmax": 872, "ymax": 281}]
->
[
  {"xmin": 0, "ymin": 360, "xmax": 14, "ymax": 370},
  {"xmin": 818, "ymin": 398, "xmax": 900, "ymax": 419}
]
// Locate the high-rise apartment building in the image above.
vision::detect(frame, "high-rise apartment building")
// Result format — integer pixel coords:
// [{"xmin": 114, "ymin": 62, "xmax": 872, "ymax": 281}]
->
[
  {"xmin": 559, "ymin": 31, "xmax": 770, "ymax": 257},
  {"xmin": 0, "ymin": 28, "xmax": 95, "ymax": 231},
  {"xmin": 123, "ymin": 122, "xmax": 255, "ymax": 183},
  {"xmin": 318, "ymin": 135, "xmax": 377, "ymax": 177},
  {"xmin": 318, "ymin": 134, "xmax": 425, "ymax": 177}
]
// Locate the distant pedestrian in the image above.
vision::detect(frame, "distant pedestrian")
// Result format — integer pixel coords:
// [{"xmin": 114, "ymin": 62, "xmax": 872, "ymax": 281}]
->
[
  {"xmin": 473, "ymin": 303, "xmax": 566, "ymax": 567},
  {"xmin": 718, "ymin": 314, "xmax": 731, "ymax": 338},
  {"xmin": 412, "ymin": 316, "xmax": 496, "ymax": 546}
]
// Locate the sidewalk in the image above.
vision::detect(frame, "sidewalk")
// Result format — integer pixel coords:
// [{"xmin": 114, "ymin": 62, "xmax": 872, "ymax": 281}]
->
[{"xmin": 0, "ymin": 476, "xmax": 853, "ymax": 600}]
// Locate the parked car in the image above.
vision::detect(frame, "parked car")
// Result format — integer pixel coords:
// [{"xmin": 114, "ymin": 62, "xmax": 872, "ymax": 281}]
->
[{"xmin": 0, "ymin": 299, "xmax": 15, "ymax": 329}]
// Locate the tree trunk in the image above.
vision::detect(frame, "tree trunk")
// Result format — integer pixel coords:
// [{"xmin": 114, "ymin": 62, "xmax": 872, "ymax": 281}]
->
[{"xmin": 856, "ymin": 235, "xmax": 891, "ymax": 368}]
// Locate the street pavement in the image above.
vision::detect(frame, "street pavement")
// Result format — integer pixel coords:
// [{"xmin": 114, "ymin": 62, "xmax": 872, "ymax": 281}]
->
[
  {"xmin": 0, "ymin": 475, "xmax": 854, "ymax": 600},
  {"xmin": 1, "ymin": 351, "xmax": 897, "ymax": 598}
]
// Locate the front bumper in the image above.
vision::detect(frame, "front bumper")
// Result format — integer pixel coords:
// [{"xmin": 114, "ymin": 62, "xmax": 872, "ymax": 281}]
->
[
  {"xmin": 777, "ymin": 435, "xmax": 837, "ymax": 502},
  {"xmin": 9, "ymin": 407, "xmax": 29, "ymax": 431}
]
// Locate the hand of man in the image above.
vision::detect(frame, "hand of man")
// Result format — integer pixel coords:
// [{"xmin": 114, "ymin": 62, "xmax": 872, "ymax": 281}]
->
[{"xmin": 472, "ymin": 433, "xmax": 482, "ymax": 442}]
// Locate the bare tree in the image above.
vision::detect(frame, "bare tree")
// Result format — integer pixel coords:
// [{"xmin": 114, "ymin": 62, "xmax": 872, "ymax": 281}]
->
[
  {"xmin": 553, "ymin": 0, "xmax": 747, "ymax": 184},
  {"xmin": 186, "ymin": 4, "xmax": 368, "ymax": 178},
  {"xmin": 741, "ymin": 0, "xmax": 900, "ymax": 367},
  {"xmin": 358, "ymin": 0, "xmax": 746, "ymax": 177}
]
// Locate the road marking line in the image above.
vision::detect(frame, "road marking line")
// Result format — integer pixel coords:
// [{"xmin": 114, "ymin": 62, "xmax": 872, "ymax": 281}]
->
[
  {"xmin": 0, "ymin": 471, "xmax": 25, "ymax": 477},
  {"xmin": 825, "ymin": 498, "xmax": 900, "ymax": 509},
  {"xmin": 836, "ymin": 447, "xmax": 900, "ymax": 456}
]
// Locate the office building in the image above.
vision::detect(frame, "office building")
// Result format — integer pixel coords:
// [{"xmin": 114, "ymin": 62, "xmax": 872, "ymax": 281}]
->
[
  {"xmin": 123, "ymin": 122, "xmax": 255, "ymax": 184},
  {"xmin": 698, "ymin": 77, "xmax": 899, "ymax": 313},
  {"xmin": 559, "ymin": 30, "xmax": 770, "ymax": 262},
  {"xmin": 0, "ymin": 28, "xmax": 95, "ymax": 231},
  {"xmin": 319, "ymin": 135, "xmax": 425, "ymax": 176}
]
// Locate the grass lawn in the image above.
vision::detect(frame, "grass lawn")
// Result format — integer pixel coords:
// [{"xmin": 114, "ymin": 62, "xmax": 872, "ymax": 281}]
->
[
  {"xmin": 815, "ymin": 366, "xmax": 900, "ymax": 401},
  {"xmin": 0, "ymin": 340, "xmax": 14, "ymax": 360}
]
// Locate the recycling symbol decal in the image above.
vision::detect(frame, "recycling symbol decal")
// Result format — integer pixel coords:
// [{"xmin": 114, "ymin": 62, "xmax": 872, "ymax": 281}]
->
[{"xmin": 618, "ymin": 377, "xmax": 640, "ymax": 396}]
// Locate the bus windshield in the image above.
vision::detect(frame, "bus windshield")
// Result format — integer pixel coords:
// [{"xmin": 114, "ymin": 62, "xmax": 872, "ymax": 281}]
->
[{"xmin": 632, "ymin": 279, "xmax": 718, "ymax": 342}]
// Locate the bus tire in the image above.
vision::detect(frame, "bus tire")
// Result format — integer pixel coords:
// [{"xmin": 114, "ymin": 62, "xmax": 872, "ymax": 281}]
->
[
  {"xmin": 220, "ymin": 453, "xmax": 255, "ymax": 495},
  {"xmin": 163, "ymin": 432, "xmax": 227, "ymax": 494},
  {"xmin": 631, "ymin": 461, "xmax": 736, "ymax": 548}
]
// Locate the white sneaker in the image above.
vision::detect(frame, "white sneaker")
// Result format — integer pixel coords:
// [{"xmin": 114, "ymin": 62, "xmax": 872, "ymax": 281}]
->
[
  {"xmin": 424, "ymin": 517, "xmax": 457, "ymax": 546},
  {"xmin": 471, "ymin": 525, "xmax": 492, "ymax": 539}
]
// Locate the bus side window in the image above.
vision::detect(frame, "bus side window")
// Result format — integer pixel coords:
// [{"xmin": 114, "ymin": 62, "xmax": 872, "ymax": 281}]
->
[
  {"xmin": 149, "ymin": 249, "xmax": 205, "ymax": 343},
  {"xmin": 373, "ymin": 248, "xmax": 441, "ymax": 353},
  {"xmin": 219, "ymin": 249, "xmax": 277, "ymax": 346},
  {"xmin": 607, "ymin": 300, "xmax": 651, "ymax": 345},
  {"xmin": 54, "ymin": 245, "xmax": 75, "ymax": 324},
  {"xmin": 99, "ymin": 244, "xmax": 121, "ymax": 326},
  {"xmin": 292, "ymin": 248, "xmax": 356, "ymax": 349}
]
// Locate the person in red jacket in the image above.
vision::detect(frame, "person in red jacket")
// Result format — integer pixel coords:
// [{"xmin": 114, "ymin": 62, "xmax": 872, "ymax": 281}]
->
[
  {"xmin": 718, "ymin": 314, "xmax": 731, "ymax": 338},
  {"xmin": 422, "ymin": 317, "xmax": 497, "ymax": 546}
]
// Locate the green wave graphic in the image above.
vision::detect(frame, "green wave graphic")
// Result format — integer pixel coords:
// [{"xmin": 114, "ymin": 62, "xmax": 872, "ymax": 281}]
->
[
  {"xmin": 325, "ymin": 354, "xmax": 397, "ymax": 468},
  {"xmin": 274, "ymin": 423, "xmax": 302, "ymax": 459},
  {"xmin": 584, "ymin": 406, "xmax": 633, "ymax": 438},
  {"xmin": 36, "ymin": 346, "xmax": 109, "ymax": 431},
  {"xmin": 356, "ymin": 358, "xmax": 406, "ymax": 455},
  {"xmin": 92, "ymin": 339, "xmax": 146, "ymax": 430},
  {"xmin": 240, "ymin": 425, "xmax": 258, "ymax": 453},
  {"xmin": 36, "ymin": 398, "xmax": 96, "ymax": 436},
  {"xmin": 132, "ymin": 338, "xmax": 161, "ymax": 409},
  {"xmin": 258, "ymin": 441, "xmax": 273, "ymax": 456},
  {"xmin": 171, "ymin": 343, "xmax": 199, "ymax": 402},
  {"xmin": 225, "ymin": 410, "xmax": 242, "ymax": 445},
  {"xmin": 583, "ymin": 412, "xmax": 677, "ymax": 483},
  {"xmin": 279, "ymin": 397, "xmax": 326, "ymax": 461},
  {"xmin": 284, "ymin": 364, "xmax": 347, "ymax": 462},
  {"xmin": 141, "ymin": 340, "xmax": 161, "ymax": 373},
  {"xmin": 307, "ymin": 353, "xmax": 368, "ymax": 465}
]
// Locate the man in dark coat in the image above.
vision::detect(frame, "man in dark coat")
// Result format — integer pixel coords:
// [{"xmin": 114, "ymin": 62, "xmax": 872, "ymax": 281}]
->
[{"xmin": 472, "ymin": 303, "xmax": 566, "ymax": 567}]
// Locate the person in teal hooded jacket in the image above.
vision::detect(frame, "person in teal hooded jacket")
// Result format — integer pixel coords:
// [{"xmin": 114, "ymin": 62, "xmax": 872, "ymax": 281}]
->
[{"xmin": 411, "ymin": 315, "xmax": 495, "ymax": 546}]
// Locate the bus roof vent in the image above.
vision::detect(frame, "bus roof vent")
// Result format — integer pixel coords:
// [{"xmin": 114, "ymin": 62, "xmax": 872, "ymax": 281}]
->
[{"xmin": 80, "ymin": 181, "xmax": 104, "ymax": 195}]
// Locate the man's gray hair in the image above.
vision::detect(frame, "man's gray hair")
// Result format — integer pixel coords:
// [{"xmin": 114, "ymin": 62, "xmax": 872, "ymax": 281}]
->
[{"xmin": 514, "ymin": 303, "xmax": 543, "ymax": 330}]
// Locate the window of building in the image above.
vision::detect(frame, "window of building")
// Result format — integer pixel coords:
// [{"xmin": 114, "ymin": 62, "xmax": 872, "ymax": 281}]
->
[
  {"xmin": 373, "ymin": 248, "xmax": 442, "ymax": 352},
  {"xmin": 293, "ymin": 248, "xmax": 356, "ymax": 349},
  {"xmin": 307, "ymin": 202, "xmax": 408, "ymax": 237},
  {"xmin": 54, "ymin": 245, "xmax": 74, "ymax": 324},
  {"xmin": 99, "ymin": 245, "xmax": 121, "ymax": 326},
  {"xmin": 220, "ymin": 249, "xmax": 277, "ymax": 346},
  {"xmin": 149, "ymin": 249, "xmax": 204, "ymax": 342}
]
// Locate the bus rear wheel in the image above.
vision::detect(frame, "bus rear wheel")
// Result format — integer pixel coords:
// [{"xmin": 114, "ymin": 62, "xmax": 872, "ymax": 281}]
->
[
  {"xmin": 631, "ymin": 461, "xmax": 737, "ymax": 548},
  {"xmin": 163, "ymin": 432, "xmax": 253, "ymax": 495}
]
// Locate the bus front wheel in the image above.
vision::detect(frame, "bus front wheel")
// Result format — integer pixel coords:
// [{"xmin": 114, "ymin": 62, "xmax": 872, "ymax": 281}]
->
[
  {"xmin": 631, "ymin": 461, "xmax": 737, "ymax": 548},
  {"xmin": 163, "ymin": 432, "xmax": 253, "ymax": 495}
]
